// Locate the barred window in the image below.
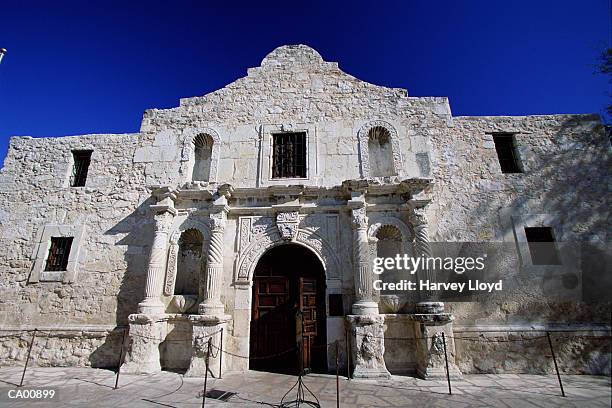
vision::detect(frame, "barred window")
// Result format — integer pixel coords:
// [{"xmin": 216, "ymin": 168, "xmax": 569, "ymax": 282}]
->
[
  {"xmin": 272, "ymin": 132, "xmax": 306, "ymax": 178},
  {"xmin": 44, "ymin": 237, "xmax": 73, "ymax": 271},
  {"xmin": 492, "ymin": 135, "xmax": 522, "ymax": 173},
  {"xmin": 71, "ymin": 150, "xmax": 93, "ymax": 187}
]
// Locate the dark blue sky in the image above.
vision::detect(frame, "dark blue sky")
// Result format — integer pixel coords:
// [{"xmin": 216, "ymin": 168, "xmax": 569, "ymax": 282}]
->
[{"xmin": 1, "ymin": 1, "xmax": 610, "ymax": 165}]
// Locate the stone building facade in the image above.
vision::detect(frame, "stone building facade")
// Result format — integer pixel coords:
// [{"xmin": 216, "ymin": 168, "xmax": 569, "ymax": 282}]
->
[{"xmin": 0, "ymin": 45, "xmax": 610, "ymax": 377}]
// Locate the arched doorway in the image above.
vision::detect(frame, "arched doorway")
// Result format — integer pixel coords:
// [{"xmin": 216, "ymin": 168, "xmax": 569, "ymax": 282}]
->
[{"xmin": 249, "ymin": 244, "xmax": 327, "ymax": 374}]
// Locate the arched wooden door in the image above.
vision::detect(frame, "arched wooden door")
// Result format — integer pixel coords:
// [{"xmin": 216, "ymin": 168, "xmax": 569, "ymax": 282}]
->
[{"xmin": 249, "ymin": 244, "xmax": 327, "ymax": 374}]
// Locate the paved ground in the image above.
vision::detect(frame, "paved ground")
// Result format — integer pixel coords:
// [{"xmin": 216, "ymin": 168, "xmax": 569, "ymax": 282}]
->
[{"xmin": 0, "ymin": 367, "xmax": 610, "ymax": 407}]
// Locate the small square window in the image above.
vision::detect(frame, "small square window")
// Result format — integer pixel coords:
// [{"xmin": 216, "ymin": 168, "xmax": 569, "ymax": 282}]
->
[
  {"xmin": 492, "ymin": 134, "xmax": 522, "ymax": 173},
  {"xmin": 45, "ymin": 237, "xmax": 74, "ymax": 271},
  {"xmin": 272, "ymin": 132, "xmax": 306, "ymax": 178},
  {"xmin": 524, "ymin": 227, "xmax": 560, "ymax": 265},
  {"xmin": 328, "ymin": 294, "xmax": 344, "ymax": 317},
  {"xmin": 71, "ymin": 150, "xmax": 93, "ymax": 187}
]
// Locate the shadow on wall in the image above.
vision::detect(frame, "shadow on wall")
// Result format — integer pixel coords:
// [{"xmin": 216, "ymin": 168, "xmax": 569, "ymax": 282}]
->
[
  {"xmin": 87, "ymin": 197, "xmax": 156, "ymax": 368},
  {"xmin": 450, "ymin": 117, "xmax": 612, "ymax": 324}
]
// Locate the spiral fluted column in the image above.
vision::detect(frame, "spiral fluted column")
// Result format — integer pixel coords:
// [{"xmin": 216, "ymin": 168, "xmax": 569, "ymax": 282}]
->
[{"xmin": 199, "ymin": 210, "xmax": 227, "ymax": 316}]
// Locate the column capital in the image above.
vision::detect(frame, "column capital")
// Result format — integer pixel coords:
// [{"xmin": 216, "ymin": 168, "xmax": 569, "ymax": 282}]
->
[
  {"xmin": 410, "ymin": 206, "xmax": 429, "ymax": 226},
  {"xmin": 351, "ymin": 206, "xmax": 369, "ymax": 230},
  {"xmin": 152, "ymin": 210, "xmax": 175, "ymax": 233},
  {"xmin": 209, "ymin": 211, "xmax": 227, "ymax": 233}
]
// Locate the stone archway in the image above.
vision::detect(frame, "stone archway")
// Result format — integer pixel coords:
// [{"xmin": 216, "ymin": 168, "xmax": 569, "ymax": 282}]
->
[{"xmin": 249, "ymin": 244, "xmax": 327, "ymax": 374}]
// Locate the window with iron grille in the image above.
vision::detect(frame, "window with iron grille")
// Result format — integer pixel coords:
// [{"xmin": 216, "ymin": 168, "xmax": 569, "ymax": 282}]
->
[
  {"xmin": 272, "ymin": 132, "xmax": 306, "ymax": 178},
  {"xmin": 524, "ymin": 227, "xmax": 561, "ymax": 265},
  {"xmin": 71, "ymin": 150, "xmax": 93, "ymax": 187},
  {"xmin": 44, "ymin": 237, "xmax": 73, "ymax": 271},
  {"xmin": 492, "ymin": 135, "xmax": 522, "ymax": 173}
]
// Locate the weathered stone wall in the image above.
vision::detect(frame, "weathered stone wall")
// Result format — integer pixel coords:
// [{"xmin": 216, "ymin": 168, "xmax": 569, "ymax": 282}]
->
[
  {"xmin": 0, "ymin": 327, "xmax": 123, "ymax": 368},
  {"xmin": 428, "ymin": 115, "xmax": 611, "ymax": 327},
  {"xmin": 454, "ymin": 328, "xmax": 611, "ymax": 375},
  {"xmin": 133, "ymin": 45, "xmax": 447, "ymax": 188},
  {"xmin": 0, "ymin": 133, "xmax": 151, "ymax": 329}
]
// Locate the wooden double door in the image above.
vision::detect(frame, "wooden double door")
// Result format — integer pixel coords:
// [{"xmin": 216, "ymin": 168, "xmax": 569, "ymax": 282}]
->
[{"xmin": 249, "ymin": 246, "xmax": 326, "ymax": 374}]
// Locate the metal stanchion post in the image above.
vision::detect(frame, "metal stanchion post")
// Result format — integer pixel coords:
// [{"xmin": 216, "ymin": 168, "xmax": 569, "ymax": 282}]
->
[
  {"xmin": 114, "ymin": 328, "xmax": 128, "ymax": 389},
  {"xmin": 336, "ymin": 340, "xmax": 340, "ymax": 408},
  {"xmin": 202, "ymin": 337, "xmax": 212, "ymax": 408},
  {"xmin": 441, "ymin": 332, "xmax": 452, "ymax": 395},
  {"xmin": 219, "ymin": 328, "xmax": 223, "ymax": 379},
  {"xmin": 345, "ymin": 329, "xmax": 351, "ymax": 380},
  {"xmin": 546, "ymin": 332, "xmax": 565, "ymax": 397},
  {"xmin": 19, "ymin": 329, "xmax": 37, "ymax": 387}
]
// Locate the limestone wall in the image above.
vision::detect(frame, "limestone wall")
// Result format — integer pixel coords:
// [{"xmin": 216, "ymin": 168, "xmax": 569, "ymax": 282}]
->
[
  {"xmin": 426, "ymin": 115, "xmax": 612, "ymax": 327},
  {"xmin": 0, "ymin": 327, "xmax": 123, "ymax": 368},
  {"xmin": 0, "ymin": 133, "xmax": 150, "ymax": 329}
]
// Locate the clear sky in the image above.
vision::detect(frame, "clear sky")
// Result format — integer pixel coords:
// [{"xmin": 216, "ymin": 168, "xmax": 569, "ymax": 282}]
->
[{"xmin": 0, "ymin": 1, "xmax": 610, "ymax": 165}]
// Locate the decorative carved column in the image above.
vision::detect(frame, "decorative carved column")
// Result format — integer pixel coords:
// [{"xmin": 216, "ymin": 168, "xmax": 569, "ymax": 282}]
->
[
  {"xmin": 138, "ymin": 209, "xmax": 175, "ymax": 314},
  {"xmin": 164, "ymin": 232, "xmax": 180, "ymax": 296},
  {"xmin": 411, "ymin": 207, "xmax": 444, "ymax": 314},
  {"xmin": 349, "ymin": 204, "xmax": 378, "ymax": 315},
  {"xmin": 199, "ymin": 196, "xmax": 229, "ymax": 316}
]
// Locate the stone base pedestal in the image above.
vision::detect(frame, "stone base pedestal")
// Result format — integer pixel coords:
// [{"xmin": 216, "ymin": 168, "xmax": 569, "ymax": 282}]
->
[
  {"xmin": 416, "ymin": 301, "xmax": 444, "ymax": 314},
  {"xmin": 351, "ymin": 300, "xmax": 380, "ymax": 315},
  {"xmin": 409, "ymin": 313, "xmax": 462, "ymax": 380},
  {"xmin": 184, "ymin": 315, "xmax": 231, "ymax": 378},
  {"xmin": 346, "ymin": 314, "xmax": 391, "ymax": 379},
  {"xmin": 198, "ymin": 301, "xmax": 225, "ymax": 317},
  {"xmin": 121, "ymin": 314, "xmax": 166, "ymax": 374}
]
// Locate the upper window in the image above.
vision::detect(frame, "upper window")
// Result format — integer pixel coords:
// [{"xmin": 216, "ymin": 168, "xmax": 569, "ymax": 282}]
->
[
  {"xmin": 492, "ymin": 134, "xmax": 522, "ymax": 173},
  {"xmin": 71, "ymin": 150, "xmax": 93, "ymax": 187},
  {"xmin": 272, "ymin": 132, "xmax": 307, "ymax": 178},
  {"xmin": 524, "ymin": 227, "xmax": 560, "ymax": 265},
  {"xmin": 368, "ymin": 126, "xmax": 396, "ymax": 177},
  {"xmin": 45, "ymin": 237, "xmax": 74, "ymax": 272},
  {"xmin": 192, "ymin": 133, "xmax": 213, "ymax": 182}
]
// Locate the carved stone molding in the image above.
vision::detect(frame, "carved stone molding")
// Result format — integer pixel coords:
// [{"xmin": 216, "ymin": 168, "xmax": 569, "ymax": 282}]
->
[
  {"xmin": 367, "ymin": 215, "xmax": 413, "ymax": 242},
  {"xmin": 236, "ymin": 220, "xmax": 341, "ymax": 281},
  {"xmin": 357, "ymin": 120, "xmax": 403, "ymax": 179},
  {"xmin": 276, "ymin": 211, "xmax": 299, "ymax": 240},
  {"xmin": 164, "ymin": 218, "xmax": 211, "ymax": 297},
  {"xmin": 163, "ymin": 231, "xmax": 180, "ymax": 296}
]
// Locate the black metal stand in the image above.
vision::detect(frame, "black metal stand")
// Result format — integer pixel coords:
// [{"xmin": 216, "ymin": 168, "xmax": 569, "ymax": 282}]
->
[
  {"xmin": 19, "ymin": 329, "xmax": 37, "ymax": 387},
  {"xmin": 114, "ymin": 328, "xmax": 127, "ymax": 389},
  {"xmin": 218, "ymin": 328, "xmax": 223, "ymax": 379},
  {"xmin": 202, "ymin": 337, "xmax": 212, "ymax": 408},
  {"xmin": 547, "ymin": 332, "xmax": 566, "ymax": 397},
  {"xmin": 335, "ymin": 340, "xmax": 340, "ymax": 408},
  {"xmin": 442, "ymin": 332, "xmax": 452, "ymax": 396},
  {"xmin": 279, "ymin": 311, "xmax": 320, "ymax": 408}
]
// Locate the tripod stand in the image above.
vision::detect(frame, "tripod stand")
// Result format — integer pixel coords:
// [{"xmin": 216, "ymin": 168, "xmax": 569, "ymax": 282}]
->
[{"xmin": 279, "ymin": 310, "xmax": 320, "ymax": 408}]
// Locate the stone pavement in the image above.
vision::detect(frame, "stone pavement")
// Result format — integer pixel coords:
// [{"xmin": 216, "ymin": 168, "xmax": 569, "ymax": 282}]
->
[{"xmin": 0, "ymin": 367, "xmax": 610, "ymax": 407}]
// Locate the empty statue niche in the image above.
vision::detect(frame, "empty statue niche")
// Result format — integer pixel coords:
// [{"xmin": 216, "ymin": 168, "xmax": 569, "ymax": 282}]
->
[
  {"xmin": 368, "ymin": 126, "xmax": 396, "ymax": 177},
  {"xmin": 159, "ymin": 321, "xmax": 193, "ymax": 373},
  {"xmin": 175, "ymin": 229, "xmax": 203, "ymax": 299},
  {"xmin": 375, "ymin": 225, "xmax": 403, "ymax": 294},
  {"xmin": 192, "ymin": 133, "xmax": 213, "ymax": 182}
]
